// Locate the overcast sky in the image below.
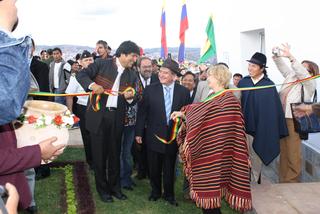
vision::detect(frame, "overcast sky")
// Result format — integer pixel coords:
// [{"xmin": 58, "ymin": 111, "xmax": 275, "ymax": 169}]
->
[{"xmin": 14, "ymin": 0, "xmax": 216, "ymax": 49}]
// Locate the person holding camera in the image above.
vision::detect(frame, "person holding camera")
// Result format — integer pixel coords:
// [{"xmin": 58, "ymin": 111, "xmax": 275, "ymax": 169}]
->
[{"xmin": 272, "ymin": 43, "xmax": 318, "ymax": 183}]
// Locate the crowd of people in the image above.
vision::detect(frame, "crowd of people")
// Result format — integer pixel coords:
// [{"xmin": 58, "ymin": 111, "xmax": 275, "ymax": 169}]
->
[{"xmin": 1, "ymin": 1, "xmax": 319, "ymax": 214}]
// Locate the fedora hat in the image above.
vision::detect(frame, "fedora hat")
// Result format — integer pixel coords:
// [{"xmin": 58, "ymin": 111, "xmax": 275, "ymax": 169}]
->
[
  {"xmin": 247, "ymin": 52, "xmax": 268, "ymax": 68},
  {"xmin": 161, "ymin": 58, "xmax": 182, "ymax": 77}
]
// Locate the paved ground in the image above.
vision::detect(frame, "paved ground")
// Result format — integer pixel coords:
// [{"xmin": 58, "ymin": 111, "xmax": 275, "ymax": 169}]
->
[{"xmin": 68, "ymin": 129, "xmax": 320, "ymax": 214}]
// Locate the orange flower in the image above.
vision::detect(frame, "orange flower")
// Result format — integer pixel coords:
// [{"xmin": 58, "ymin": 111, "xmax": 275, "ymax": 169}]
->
[
  {"xmin": 27, "ymin": 115, "xmax": 37, "ymax": 124},
  {"xmin": 54, "ymin": 115, "xmax": 63, "ymax": 126},
  {"xmin": 73, "ymin": 115, "xmax": 80, "ymax": 124}
]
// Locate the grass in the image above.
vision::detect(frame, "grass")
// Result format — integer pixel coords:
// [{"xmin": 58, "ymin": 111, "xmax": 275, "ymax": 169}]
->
[{"xmin": 30, "ymin": 147, "xmax": 238, "ymax": 214}]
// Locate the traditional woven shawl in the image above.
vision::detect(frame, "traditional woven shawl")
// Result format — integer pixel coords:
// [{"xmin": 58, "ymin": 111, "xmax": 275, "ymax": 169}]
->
[{"xmin": 178, "ymin": 92, "xmax": 252, "ymax": 212}]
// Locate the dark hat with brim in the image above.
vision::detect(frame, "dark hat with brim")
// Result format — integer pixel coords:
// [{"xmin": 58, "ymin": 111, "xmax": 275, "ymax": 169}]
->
[
  {"xmin": 247, "ymin": 52, "xmax": 268, "ymax": 68},
  {"xmin": 161, "ymin": 58, "xmax": 182, "ymax": 77}
]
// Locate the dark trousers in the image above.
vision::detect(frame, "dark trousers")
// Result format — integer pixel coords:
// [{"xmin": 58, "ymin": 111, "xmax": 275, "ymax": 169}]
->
[
  {"xmin": 90, "ymin": 110, "xmax": 122, "ymax": 195},
  {"xmin": 134, "ymin": 131, "xmax": 149, "ymax": 177},
  {"xmin": 76, "ymin": 104, "xmax": 92, "ymax": 167},
  {"xmin": 148, "ymin": 150, "xmax": 176, "ymax": 199}
]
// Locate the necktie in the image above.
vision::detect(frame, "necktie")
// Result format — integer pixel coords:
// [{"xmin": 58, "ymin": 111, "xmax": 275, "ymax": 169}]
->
[{"xmin": 164, "ymin": 86, "xmax": 172, "ymax": 125}]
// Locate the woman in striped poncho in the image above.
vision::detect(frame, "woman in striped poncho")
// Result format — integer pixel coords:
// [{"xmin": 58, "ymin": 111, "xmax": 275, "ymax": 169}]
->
[{"xmin": 172, "ymin": 65, "xmax": 252, "ymax": 214}]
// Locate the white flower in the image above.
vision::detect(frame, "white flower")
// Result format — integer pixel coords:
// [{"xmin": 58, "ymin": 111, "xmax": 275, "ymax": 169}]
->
[
  {"xmin": 62, "ymin": 116, "xmax": 74, "ymax": 126},
  {"xmin": 44, "ymin": 116, "xmax": 53, "ymax": 126},
  {"xmin": 36, "ymin": 117, "xmax": 45, "ymax": 127}
]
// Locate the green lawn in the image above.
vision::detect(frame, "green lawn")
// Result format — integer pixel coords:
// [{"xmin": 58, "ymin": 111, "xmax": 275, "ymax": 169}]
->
[{"xmin": 31, "ymin": 147, "xmax": 238, "ymax": 214}]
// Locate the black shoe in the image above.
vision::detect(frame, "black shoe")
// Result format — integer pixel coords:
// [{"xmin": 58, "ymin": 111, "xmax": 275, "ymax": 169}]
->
[
  {"xmin": 122, "ymin": 186, "xmax": 133, "ymax": 191},
  {"xmin": 112, "ymin": 192, "xmax": 127, "ymax": 200},
  {"xmin": 164, "ymin": 198, "xmax": 178, "ymax": 206},
  {"xmin": 131, "ymin": 181, "xmax": 137, "ymax": 187},
  {"xmin": 99, "ymin": 193, "xmax": 113, "ymax": 203},
  {"xmin": 26, "ymin": 206, "xmax": 38, "ymax": 214},
  {"xmin": 148, "ymin": 195, "xmax": 160, "ymax": 201}
]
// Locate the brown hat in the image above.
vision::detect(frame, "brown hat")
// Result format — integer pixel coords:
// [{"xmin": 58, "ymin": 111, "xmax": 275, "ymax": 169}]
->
[{"xmin": 161, "ymin": 58, "xmax": 182, "ymax": 77}]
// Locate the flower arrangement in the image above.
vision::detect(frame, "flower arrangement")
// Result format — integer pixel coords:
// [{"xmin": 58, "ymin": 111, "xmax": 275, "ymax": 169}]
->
[{"xmin": 18, "ymin": 110, "xmax": 80, "ymax": 129}]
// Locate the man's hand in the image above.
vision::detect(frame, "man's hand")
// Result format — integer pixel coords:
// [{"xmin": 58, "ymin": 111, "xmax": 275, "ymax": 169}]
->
[
  {"xmin": 91, "ymin": 83, "xmax": 104, "ymax": 95},
  {"xmin": 5, "ymin": 183, "xmax": 19, "ymax": 214},
  {"xmin": 38, "ymin": 137, "xmax": 65, "ymax": 161},
  {"xmin": 123, "ymin": 90, "xmax": 134, "ymax": 100},
  {"xmin": 135, "ymin": 136, "xmax": 142, "ymax": 144}
]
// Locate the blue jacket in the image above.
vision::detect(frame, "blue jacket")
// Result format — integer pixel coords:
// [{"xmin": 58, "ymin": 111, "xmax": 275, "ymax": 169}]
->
[
  {"xmin": 238, "ymin": 75, "xmax": 288, "ymax": 165},
  {"xmin": 0, "ymin": 29, "xmax": 32, "ymax": 125}
]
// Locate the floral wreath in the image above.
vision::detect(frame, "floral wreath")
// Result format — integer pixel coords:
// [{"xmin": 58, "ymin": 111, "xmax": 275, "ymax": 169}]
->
[{"xmin": 18, "ymin": 110, "xmax": 80, "ymax": 129}]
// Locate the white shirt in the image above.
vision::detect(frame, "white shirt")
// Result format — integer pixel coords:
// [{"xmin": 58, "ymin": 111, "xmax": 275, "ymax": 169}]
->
[
  {"xmin": 65, "ymin": 75, "xmax": 88, "ymax": 106},
  {"xmin": 139, "ymin": 73, "xmax": 151, "ymax": 88},
  {"xmin": 190, "ymin": 90, "xmax": 194, "ymax": 98},
  {"xmin": 251, "ymin": 74, "xmax": 264, "ymax": 85},
  {"xmin": 53, "ymin": 62, "xmax": 62, "ymax": 88},
  {"xmin": 106, "ymin": 58, "xmax": 125, "ymax": 108}
]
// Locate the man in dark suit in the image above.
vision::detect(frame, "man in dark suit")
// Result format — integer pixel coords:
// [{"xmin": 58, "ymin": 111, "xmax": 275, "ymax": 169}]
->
[
  {"xmin": 135, "ymin": 58, "xmax": 190, "ymax": 206},
  {"xmin": 30, "ymin": 39, "xmax": 50, "ymax": 100},
  {"xmin": 133, "ymin": 56, "xmax": 159, "ymax": 180},
  {"xmin": 181, "ymin": 71, "xmax": 197, "ymax": 103},
  {"xmin": 76, "ymin": 41, "xmax": 140, "ymax": 203}
]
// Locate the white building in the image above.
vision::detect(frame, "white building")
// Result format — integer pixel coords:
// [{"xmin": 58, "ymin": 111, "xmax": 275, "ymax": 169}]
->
[{"xmin": 213, "ymin": 0, "xmax": 319, "ymax": 84}]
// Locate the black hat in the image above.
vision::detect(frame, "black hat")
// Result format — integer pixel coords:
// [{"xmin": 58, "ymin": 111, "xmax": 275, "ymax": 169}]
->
[
  {"xmin": 80, "ymin": 50, "xmax": 93, "ymax": 59},
  {"xmin": 161, "ymin": 58, "xmax": 182, "ymax": 77},
  {"xmin": 67, "ymin": 59, "xmax": 76, "ymax": 66},
  {"xmin": 247, "ymin": 52, "xmax": 268, "ymax": 68}
]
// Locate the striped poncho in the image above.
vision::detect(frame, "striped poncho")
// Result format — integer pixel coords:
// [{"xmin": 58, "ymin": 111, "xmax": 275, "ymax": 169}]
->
[{"xmin": 178, "ymin": 92, "xmax": 252, "ymax": 212}]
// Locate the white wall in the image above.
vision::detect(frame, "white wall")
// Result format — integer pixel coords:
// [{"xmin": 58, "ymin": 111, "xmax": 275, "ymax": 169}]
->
[{"xmin": 213, "ymin": 0, "xmax": 320, "ymax": 84}]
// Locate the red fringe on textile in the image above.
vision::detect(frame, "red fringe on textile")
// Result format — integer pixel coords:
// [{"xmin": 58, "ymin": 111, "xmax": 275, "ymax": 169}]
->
[
  {"xmin": 182, "ymin": 141, "xmax": 252, "ymax": 212},
  {"xmin": 189, "ymin": 188, "xmax": 252, "ymax": 212}
]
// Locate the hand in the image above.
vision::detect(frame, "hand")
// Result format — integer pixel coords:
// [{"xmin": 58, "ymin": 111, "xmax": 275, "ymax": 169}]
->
[
  {"xmin": 170, "ymin": 111, "xmax": 185, "ymax": 120},
  {"xmin": 5, "ymin": 183, "xmax": 19, "ymax": 214},
  {"xmin": 123, "ymin": 90, "xmax": 134, "ymax": 100},
  {"xmin": 38, "ymin": 137, "xmax": 65, "ymax": 161},
  {"xmin": 293, "ymin": 104, "xmax": 313, "ymax": 118},
  {"xmin": 279, "ymin": 43, "xmax": 293, "ymax": 58},
  {"xmin": 135, "ymin": 136, "xmax": 142, "ymax": 144},
  {"xmin": 91, "ymin": 83, "xmax": 104, "ymax": 95}
]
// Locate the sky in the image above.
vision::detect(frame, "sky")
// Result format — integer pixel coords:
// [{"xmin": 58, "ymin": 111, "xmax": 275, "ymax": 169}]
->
[{"xmin": 14, "ymin": 0, "xmax": 216, "ymax": 49}]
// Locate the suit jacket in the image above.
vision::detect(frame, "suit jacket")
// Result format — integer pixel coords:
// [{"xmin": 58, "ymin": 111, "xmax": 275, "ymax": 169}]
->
[
  {"xmin": 76, "ymin": 58, "xmax": 138, "ymax": 135},
  {"xmin": 135, "ymin": 82, "xmax": 190, "ymax": 155},
  {"xmin": 30, "ymin": 57, "xmax": 50, "ymax": 100},
  {"xmin": 0, "ymin": 124, "xmax": 41, "ymax": 209},
  {"xmin": 193, "ymin": 80, "xmax": 210, "ymax": 103},
  {"xmin": 48, "ymin": 60, "xmax": 68, "ymax": 92}
]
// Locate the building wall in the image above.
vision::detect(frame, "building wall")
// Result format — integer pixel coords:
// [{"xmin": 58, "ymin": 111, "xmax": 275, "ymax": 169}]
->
[{"xmin": 213, "ymin": 0, "xmax": 319, "ymax": 83}]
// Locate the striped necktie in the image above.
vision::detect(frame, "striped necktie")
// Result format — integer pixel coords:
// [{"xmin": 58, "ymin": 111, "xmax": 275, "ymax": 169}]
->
[{"xmin": 164, "ymin": 86, "xmax": 172, "ymax": 125}]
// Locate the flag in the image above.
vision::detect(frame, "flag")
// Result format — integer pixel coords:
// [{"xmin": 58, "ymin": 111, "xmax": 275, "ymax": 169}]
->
[
  {"xmin": 178, "ymin": 0, "xmax": 189, "ymax": 63},
  {"xmin": 160, "ymin": 0, "xmax": 168, "ymax": 59},
  {"xmin": 198, "ymin": 15, "xmax": 217, "ymax": 63}
]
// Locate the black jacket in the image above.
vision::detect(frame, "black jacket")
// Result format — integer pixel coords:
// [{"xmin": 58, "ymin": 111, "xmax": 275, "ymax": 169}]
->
[
  {"xmin": 76, "ymin": 58, "xmax": 138, "ymax": 134},
  {"xmin": 30, "ymin": 57, "xmax": 50, "ymax": 93},
  {"xmin": 135, "ymin": 82, "xmax": 190, "ymax": 155}
]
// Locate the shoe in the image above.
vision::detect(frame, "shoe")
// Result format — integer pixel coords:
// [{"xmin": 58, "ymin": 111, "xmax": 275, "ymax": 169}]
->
[
  {"xmin": 99, "ymin": 193, "xmax": 113, "ymax": 203},
  {"xmin": 131, "ymin": 181, "xmax": 137, "ymax": 187},
  {"xmin": 26, "ymin": 206, "xmax": 38, "ymax": 214},
  {"xmin": 164, "ymin": 198, "xmax": 178, "ymax": 206},
  {"xmin": 112, "ymin": 192, "xmax": 127, "ymax": 200},
  {"xmin": 148, "ymin": 195, "xmax": 160, "ymax": 201},
  {"xmin": 122, "ymin": 186, "xmax": 133, "ymax": 191}
]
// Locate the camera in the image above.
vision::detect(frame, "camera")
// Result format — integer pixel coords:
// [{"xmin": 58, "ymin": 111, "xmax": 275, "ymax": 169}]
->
[{"xmin": 272, "ymin": 47, "xmax": 281, "ymax": 57}]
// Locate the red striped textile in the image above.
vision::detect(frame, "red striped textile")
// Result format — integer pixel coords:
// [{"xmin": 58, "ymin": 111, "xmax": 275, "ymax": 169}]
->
[{"xmin": 178, "ymin": 92, "xmax": 252, "ymax": 212}]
